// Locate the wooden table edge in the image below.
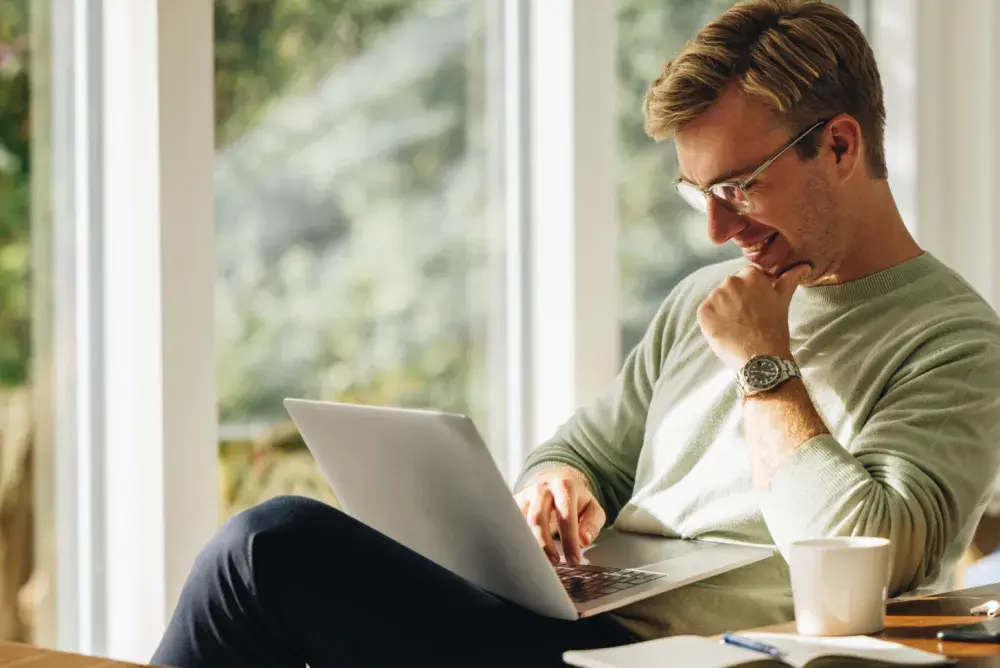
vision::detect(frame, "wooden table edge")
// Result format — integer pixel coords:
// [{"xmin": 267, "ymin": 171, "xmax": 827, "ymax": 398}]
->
[{"xmin": 741, "ymin": 586, "xmax": 1000, "ymax": 663}]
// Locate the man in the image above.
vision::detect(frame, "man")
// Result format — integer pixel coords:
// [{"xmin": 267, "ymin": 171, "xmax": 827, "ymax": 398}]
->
[{"xmin": 153, "ymin": 1, "xmax": 1000, "ymax": 666}]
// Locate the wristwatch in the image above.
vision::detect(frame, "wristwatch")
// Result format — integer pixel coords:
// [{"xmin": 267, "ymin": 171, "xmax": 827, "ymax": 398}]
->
[{"xmin": 736, "ymin": 354, "xmax": 801, "ymax": 397}]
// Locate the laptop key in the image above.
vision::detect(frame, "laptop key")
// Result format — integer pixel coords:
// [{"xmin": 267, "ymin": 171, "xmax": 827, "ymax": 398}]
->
[{"xmin": 555, "ymin": 565, "xmax": 666, "ymax": 603}]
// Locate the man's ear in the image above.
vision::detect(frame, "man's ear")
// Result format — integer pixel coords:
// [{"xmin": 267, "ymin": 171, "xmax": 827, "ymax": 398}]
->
[{"xmin": 826, "ymin": 115, "xmax": 862, "ymax": 182}]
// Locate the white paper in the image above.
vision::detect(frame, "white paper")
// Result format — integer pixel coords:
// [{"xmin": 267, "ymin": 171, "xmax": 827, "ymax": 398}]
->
[
  {"xmin": 741, "ymin": 633, "xmax": 950, "ymax": 667},
  {"xmin": 562, "ymin": 633, "xmax": 952, "ymax": 668},
  {"xmin": 563, "ymin": 636, "xmax": 762, "ymax": 668}
]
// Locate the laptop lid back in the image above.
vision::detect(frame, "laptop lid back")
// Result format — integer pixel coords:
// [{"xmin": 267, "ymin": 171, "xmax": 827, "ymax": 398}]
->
[{"xmin": 283, "ymin": 399, "xmax": 576, "ymax": 619}]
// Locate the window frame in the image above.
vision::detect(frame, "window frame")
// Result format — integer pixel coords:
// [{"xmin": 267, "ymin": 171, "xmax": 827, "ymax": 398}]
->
[{"xmin": 47, "ymin": 0, "xmax": 218, "ymax": 660}]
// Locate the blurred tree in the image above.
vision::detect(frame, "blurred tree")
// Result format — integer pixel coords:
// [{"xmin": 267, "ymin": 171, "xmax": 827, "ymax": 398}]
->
[
  {"xmin": 213, "ymin": 0, "xmax": 488, "ymax": 428},
  {"xmin": 0, "ymin": 0, "xmax": 31, "ymax": 387},
  {"xmin": 214, "ymin": 0, "xmax": 420, "ymax": 146},
  {"xmin": 0, "ymin": 0, "xmax": 33, "ymax": 646}
]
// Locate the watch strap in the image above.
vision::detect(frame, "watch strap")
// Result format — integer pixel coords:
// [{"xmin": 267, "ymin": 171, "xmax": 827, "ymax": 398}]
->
[{"xmin": 779, "ymin": 358, "xmax": 801, "ymax": 379}]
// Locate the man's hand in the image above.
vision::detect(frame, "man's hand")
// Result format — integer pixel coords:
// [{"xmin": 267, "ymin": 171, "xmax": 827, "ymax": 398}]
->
[
  {"xmin": 514, "ymin": 466, "xmax": 606, "ymax": 566},
  {"xmin": 697, "ymin": 263, "xmax": 811, "ymax": 370}
]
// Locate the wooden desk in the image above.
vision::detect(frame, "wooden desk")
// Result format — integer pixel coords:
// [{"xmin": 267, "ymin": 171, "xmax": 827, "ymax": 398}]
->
[
  {"xmin": 0, "ymin": 642, "xmax": 150, "ymax": 667},
  {"xmin": 751, "ymin": 583, "xmax": 1000, "ymax": 666},
  {"xmin": 4, "ymin": 584, "xmax": 1000, "ymax": 666}
]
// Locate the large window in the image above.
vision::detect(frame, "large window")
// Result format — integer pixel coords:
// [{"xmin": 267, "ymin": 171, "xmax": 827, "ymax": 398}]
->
[
  {"xmin": 214, "ymin": 0, "xmax": 505, "ymax": 518},
  {"xmin": 617, "ymin": 0, "xmax": 862, "ymax": 356},
  {"xmin": 8, "ymin": 0, "xmax": 954, "ymax": 657}
]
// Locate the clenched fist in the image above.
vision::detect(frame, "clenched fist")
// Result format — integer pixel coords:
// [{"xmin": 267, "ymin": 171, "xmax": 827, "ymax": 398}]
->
[{"xmin": 514, "ymin": 466, "xmax": 606, "ymax": 566}]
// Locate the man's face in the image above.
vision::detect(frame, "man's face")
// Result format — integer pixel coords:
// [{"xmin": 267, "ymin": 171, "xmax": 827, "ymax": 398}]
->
[{"xmin": 674, "ymin": 87, "xmax": 849, "ymax": 283}]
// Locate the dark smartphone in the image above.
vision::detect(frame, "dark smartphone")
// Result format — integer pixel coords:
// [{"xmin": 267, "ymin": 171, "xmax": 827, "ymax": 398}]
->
[{"xmin": 937, "ymin": 617, "xmax": 1000, "ymax": 642}]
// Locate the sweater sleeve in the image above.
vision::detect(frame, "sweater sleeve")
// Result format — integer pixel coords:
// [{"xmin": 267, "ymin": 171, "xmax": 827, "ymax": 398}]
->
[
  {"xmin": 513, "ymin": 293, "xmax": 678, "ymax": 523},
  {"xmin": 760, "ymin": 328, "xmax": 1000, "ymax": 595}
]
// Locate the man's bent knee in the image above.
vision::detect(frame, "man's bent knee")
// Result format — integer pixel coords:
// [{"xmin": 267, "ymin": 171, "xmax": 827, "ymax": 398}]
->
[{"xmin": 199, "ymin": 495, "xmax": 339, "ymax": 572}]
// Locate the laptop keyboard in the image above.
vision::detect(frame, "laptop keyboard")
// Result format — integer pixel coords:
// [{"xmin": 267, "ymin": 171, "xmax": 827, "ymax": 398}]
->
[{"xmin": 554, "ymin": 564, "xmax": 666, "ymax": 604}]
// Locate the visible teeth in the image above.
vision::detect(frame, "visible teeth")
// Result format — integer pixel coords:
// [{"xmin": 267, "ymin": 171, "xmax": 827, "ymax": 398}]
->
[{"xmin": 743, "ymin": 234, "xmax": 774, "ymax": 254}]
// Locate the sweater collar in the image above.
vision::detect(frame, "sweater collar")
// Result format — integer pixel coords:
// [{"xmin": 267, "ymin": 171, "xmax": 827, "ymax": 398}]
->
[{"xmin": 795, "ymin": 252, "xmax": 938, "ymax": 308}]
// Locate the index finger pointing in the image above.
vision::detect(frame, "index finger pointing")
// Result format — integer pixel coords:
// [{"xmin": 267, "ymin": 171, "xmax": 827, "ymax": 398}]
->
[{"xmin": 552, "ymin": 483, "xmax": 581, "ymax": 565}]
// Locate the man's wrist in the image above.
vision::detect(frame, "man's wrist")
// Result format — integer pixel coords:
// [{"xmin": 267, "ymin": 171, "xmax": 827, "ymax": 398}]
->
[{"xmin": 741, "ymin": 376, "xmax": 805, "ymax": 405}]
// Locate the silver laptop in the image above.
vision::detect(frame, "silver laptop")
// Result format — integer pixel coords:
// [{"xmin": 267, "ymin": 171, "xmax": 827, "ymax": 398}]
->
[{"xmin": 283, "ymin": 398, "xmax": 775, "ymax": 620}]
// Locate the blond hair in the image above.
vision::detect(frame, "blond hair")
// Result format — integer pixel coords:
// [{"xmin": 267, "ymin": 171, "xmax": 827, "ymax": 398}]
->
[{"xmin": 643, "ymin": 0, "xmax": 887, "ymax": 178}]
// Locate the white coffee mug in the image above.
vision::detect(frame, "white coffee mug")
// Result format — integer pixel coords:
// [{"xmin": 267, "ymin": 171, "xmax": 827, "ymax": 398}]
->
[{"xmin": 789, "ymin": 537, "xmax": 891, "ymax": 636}]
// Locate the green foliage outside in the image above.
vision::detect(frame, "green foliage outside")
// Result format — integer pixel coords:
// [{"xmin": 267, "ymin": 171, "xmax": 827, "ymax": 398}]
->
[
  {"xmin": 0, "ymin": 0, "xmax": 30, "ymax": 387},
  {"xmin": 214, "ymin": 0, "xmax": 489, "ymax": 432}
]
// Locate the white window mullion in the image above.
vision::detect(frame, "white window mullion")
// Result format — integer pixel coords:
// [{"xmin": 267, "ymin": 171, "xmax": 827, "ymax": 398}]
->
[
  {"xmin": 71, "ymin": 0, "xmax": 108, "ymax": 655},
  {"xmin": 500, "ymin": 0, "xmax": 530, "ymax": 481},
  {"xmin": 100, "ymin": 0, "xmax": 217, "ymax": 661},
  {"xmin": 527, "ymin": 0, "xmax": 618, "ymax": 450},
  {"xmin": 34, "ymin": 0, "xmax": 106, "ymax": 653},
  {"xmin": 101, "ymin": 1, "xmax": 163, "ymax": 657}
]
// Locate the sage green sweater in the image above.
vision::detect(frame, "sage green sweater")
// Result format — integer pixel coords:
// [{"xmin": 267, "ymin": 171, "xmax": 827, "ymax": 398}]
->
[{"xmin": 519, "ymin": 253, "xmax": 1000, "ymax": 640}]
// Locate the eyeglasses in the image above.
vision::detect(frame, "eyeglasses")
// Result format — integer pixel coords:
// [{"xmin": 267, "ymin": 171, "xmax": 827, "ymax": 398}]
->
[{"xmin": 673, "ymin": 119, "xmax": 829, "ymax": 216}]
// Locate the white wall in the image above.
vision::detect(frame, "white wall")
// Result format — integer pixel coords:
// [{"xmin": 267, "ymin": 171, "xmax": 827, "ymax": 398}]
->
[{"xmin": 874, "ymin": 0, "xmax": 1000, "ymax": 307}]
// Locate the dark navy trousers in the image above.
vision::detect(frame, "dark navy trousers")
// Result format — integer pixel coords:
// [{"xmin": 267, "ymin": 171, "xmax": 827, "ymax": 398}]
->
[{"xmin": 152, "ymin": 496, "xmax": 634, "ymax": 667}]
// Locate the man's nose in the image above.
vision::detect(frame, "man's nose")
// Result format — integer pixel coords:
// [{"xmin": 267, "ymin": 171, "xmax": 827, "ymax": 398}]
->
[{"xmin": 705, "ymin": 197, "xmax": 745, "ymax": 246}]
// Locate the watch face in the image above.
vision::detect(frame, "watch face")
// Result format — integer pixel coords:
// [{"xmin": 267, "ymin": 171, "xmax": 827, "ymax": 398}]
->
[{"xmin": 744, "ymin": 356, "xmax": 781, "ymax": 389}]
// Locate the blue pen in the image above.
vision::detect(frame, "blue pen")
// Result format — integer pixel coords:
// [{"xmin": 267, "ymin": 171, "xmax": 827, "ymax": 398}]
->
[{"xmin": 721, "ymin": 633, "xmax": 784, "ymax": 659}]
